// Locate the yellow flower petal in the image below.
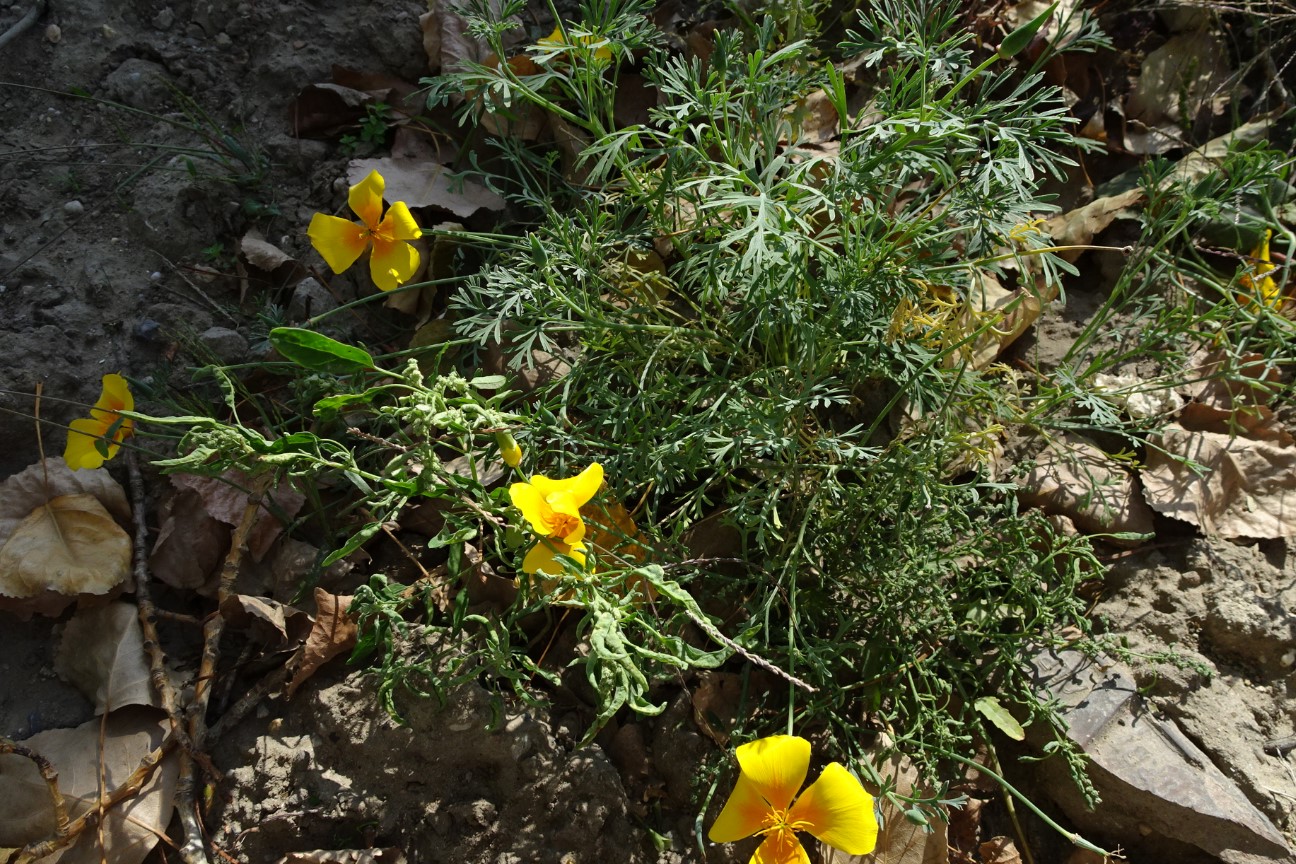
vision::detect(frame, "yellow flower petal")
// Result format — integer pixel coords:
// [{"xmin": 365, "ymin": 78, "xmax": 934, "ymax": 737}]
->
[
  {"xmin": 709, "ymin": 772, "xmax": 771, "ymax": 843},
  {"xmin": 382, "ymin": 201, "xmax": 423, "ymax": 240},
  {"xmin": 349, "ymin": 169, "xmax": 385, "ymax": 230},
  {"xmin": 369, "ymin": 237, "xmax": 420, "ymax": 292},
  {"xmin": 522, "ymin": 536, "xmax": 586, "ymax": 575},
  {"xmin": 510, "ymin": 481, "xmax": 558, "ymax": 535},
  {"xmin": 788, "ymin": 762, "xmax": 878, "ymax": 855},
  {"xmin": 735, "ymin": 735, "xmax": 811, "ymax": 813},
  {"xmin": 64, "ymin": 416, "xmax": 111, "ymax": 470},
  {"xmin": 99, "ymin": 373, "xmax": 133, "ymax": 414},
  {"xmin": 751, "ymin": 832, "xmax": 810, "ymax": 864},
  {"xmin": 529, "ymin": 463, "xmax": 604, "ymax": 519},
  {"xmin": 308, "ymin": 213, "xmax": 369, "ymax": 274}
]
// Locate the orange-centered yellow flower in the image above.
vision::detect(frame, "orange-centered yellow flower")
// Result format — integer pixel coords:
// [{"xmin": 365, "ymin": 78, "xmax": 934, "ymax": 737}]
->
[
  {"xmin": 308, "ymin": 170, "xmax": 423, "ymax": 292},
  {"xmin": 710, "ymin": 735, "xmax": 878, "ymax": 864},
  {"xmin": 508, "ymin": 463, "xmax": 603, "ymax": 576},
  {"xmin": 537, "ymin": 24, "xmax": 613, "ymax": 62},
  {"xmin": 64, "ymin": 373, "xmax": 134, "ymax": 470}
]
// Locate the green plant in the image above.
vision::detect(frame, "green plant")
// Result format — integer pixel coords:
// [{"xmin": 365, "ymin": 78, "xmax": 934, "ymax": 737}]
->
[{"xmin": 421, "ymin": 0, "xmax": 1114, "ymax": 826}]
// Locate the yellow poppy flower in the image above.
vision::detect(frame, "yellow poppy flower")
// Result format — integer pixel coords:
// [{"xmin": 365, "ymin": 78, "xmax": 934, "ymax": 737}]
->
[
  {"xmin": 1238, "ymin": 229, "xmax": 1279, "ymax": 307},
  {"xmin": 509, "ymin": 463, "xmax": 603, "ymax": 576},
  {"xmin": 710, "ymin": 735, "xmax": 878, "ymax": 864},
  {"xmin": 307, "ymin": 170, "xmax": 423, "ymax": 292},
  {"xmin": 537, "ymin": 24, "xmax": 613, "ymax": 62},
  {"xmin": 64, "ymin": 373, "xmax": 134, "ymax": 470}
]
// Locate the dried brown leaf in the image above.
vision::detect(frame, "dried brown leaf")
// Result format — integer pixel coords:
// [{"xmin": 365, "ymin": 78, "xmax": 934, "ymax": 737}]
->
[
  {"xmin": 287, "ymin": 589, "xmax": 357, "ymax": 698},
  {"xmin": 149, "ymin": 487, "xmax": 229, "ymax": 591},
  {"xmin": 1045, "ymin": 188, "xmax": 1144, "ymax": 263},
  {"xmin": 0, "ymin": 494, "xmax": 132, "ymax": 600},
  {"xmin": 170, "ymin": 471, "xmax": 304, "ymax": 562},
  {"xmin": 0, "ymin": 457, "xmax": 130, "ymax": 545},
  {"xmin": 1125, "ymin": 33, "xmax": 1231, "ymax": 155},
  {"xmin": 220, "ymin": 594, "xmax": 310, "ymax": 646},
  {"xmin": 0, "ymin": 707, "xmax": 178, "ymax": 863},
  {"xmin": 55, "ymin": 602, "xmax": 158, "ymax": 714},
  {"xmin": 979, "ymin": 836, "xmax": 1023, "ymax": 864},
  {"xmin": 346, "ymin": 157, "xmax": 505, "ymax": 219},
  {"xmin": 1143, "ymin": 426, "xmax": 1296, "ymax": 539},
  {"xmin": 1017, "ymin": 434, "xmax": 1155, "ymax": 544}
]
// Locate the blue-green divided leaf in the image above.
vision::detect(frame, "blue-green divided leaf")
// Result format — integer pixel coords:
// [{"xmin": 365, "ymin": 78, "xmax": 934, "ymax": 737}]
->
[
  {"xmin": 270, "ymin": 327, "xmax": 376, "ymax": 374},
  {"xmin": 975, "ymin": 695, "xmax": 1026, "ymax": 741}
]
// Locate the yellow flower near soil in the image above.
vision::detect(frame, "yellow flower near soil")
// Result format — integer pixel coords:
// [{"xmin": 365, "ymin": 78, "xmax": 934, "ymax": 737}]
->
[
  {"xmin": 509, "ymin": 463, "xmax": 603, "ymax": 576},
  {"xmin": 64, "ymin": 373, "xmax": 134, "ymax": 470},
  {"xmin": 1238, "ymin": 229, "xmax": 1279, "ymax": 308},
  {"xmin": 710, "ymin": 735, "xmax": 878, "ymax": 864},
  {"xmin": 496, "ymin": 431, "xmax": 523, "ymax": 468},
  {"xmin": 308, "ymin": 170, "xmax": 423, "ymax": 292}
]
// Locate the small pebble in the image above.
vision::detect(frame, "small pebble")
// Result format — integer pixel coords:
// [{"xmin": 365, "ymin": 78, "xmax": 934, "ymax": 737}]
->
[
  {"xmin": 133, "ymin": 319, "xmax": 163, "ymax": 343},
  {"xmin": 63, "ymin": 199, "xmax": 84, "ymax": 216},
  {"xmin": 214, "ymin": 32, "xmax": 232, "ymax": 47},
  {"xmin": 44, "ymin": 24, "xmax": 61, "ymax": 43},
  {"xmin": 153, "ymin": 7, "xmax": 175, "ymax": 29},
  {"xmin": 292, "ymin": 40, "xmax": 305, "ymax": 50}
]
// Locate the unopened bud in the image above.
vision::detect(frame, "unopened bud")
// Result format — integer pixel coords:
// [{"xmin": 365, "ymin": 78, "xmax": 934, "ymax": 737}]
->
[
  {"xmin": 998, "ymin": 1, "xmax": 1057, "ymax": 58},
  {"xmin": 496, "ymin": 431, "xmax": 522, "ymax": 468}
]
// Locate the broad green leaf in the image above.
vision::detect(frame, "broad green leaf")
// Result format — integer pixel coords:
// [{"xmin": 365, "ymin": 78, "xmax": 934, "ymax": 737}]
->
[
  {"xmin": 975, "ymin": 695, "xmax": 1026, "ymax": 741},
  {"xmin": 269, "ymin": 327, "xmax": 376, "ymax": 374}
]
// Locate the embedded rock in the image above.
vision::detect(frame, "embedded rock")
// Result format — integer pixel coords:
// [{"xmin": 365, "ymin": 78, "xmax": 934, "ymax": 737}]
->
[{"xmin": 1030, "ymin": 649, "xmax": 1291, "ymax": 864}]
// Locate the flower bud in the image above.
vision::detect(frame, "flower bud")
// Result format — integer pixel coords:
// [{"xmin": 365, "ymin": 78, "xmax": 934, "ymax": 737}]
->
[
  {"xmin": 496, "ymin": 431, "xmax": 523, "ymax": 468},
  {"xmin": 998, "ymin": 1, "xmax": 1057, "ymax": 58}
]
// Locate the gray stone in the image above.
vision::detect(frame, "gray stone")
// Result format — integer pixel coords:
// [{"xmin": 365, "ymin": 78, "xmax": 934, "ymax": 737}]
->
[
  {"xmin": 62, "ymin": 200, "xmax": 84, "ymax": 216},
  {"xmin": 288, "ymin": 277, "xmax": 336, "ymax": 321},
  {"xmin": 1030, "ymin": 648, "xmax": 1292, "ymax": 864},
  {"xmin": 153, "ymin": 7, "xmax": 175, "ymax": 29},
  {"xmin": 101, "ymin": 58, "xmax": 172, "ymax": 110},
  {"xmin": 198, "ymin": 326, "xmax": 248, "ymax": 365}
]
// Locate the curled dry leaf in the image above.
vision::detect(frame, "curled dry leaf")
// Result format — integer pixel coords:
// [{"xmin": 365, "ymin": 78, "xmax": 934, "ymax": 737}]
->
[
  {"xmin": 219, "ymin": 594, "xmax": 311, "ymax": 647},
  {"xmin": 1017, "ymin": 433, "xmax": 1155, "ymax": 545},
  {"xmin": 1143, "ymin": 426, "xmax": 1296, "ymax": 539},
  {"xmin": 286, "ymin": 589, "xmax": 357, "ymax": 698},
  {"xmin": 1124, "ymin": 32, "xmax": 1231, "ymax": 155},
  {"xmin": 0, "ymin": 494, "xmax": 132, "ymax": 605},
  {"xmin": 0, "ymin": 457, "xmax": 131, "ymax": 543},
  {"xmin": 1180, "ymin": 349, "xmax": 1292, "ymax": 445},
  {"xmin": 55, "ymin": 602, "xmax": 159, "ymax": 714},
  {"xmin": 0, "ymin": 706, "xmax": 178, "ymax": 864}
]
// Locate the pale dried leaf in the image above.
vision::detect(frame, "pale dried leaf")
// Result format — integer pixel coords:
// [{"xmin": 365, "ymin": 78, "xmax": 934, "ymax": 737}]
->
[
  {"xmin": 1017, "ymin": 434, "xmax": 1155, "ymax": 544},
  {"xmin": 1127, "ymin": 33, "xmax": 1230, "ymax": 128},
  {"xmin": 0, "ymin": 457, "xmax": 131, "ymax": 546},
  {"xmin": 240, "ymin": 231, "xmax": 294, "ymax": 272},
  {"xmin": 0, "ymin": 494, "xmax": 132, "ymax": 599},
  {"xmin": 55, "ymin": 602, "xmax": 158, "ymax": 714},
  {"xmin": 346, "ymin": 158, "xmax": 505, "ymax": 219},
  {"xmin": 170, "ymin": 471, "xmax": 304, "ymax": 562},
  {"xmin": 287, "ymin": 590, "xmax": 357, "ymax": 698},
  {"xmin": 1045, "ymin": 188, "xmax": 1144, "ymax": 263},
  {"xmin": 420, "ymin": 0, "xmax": 524, "ymax": 74},
  {"xmin": 1143, "ymin": 426, "xmax": 1296, "ymax": 539},
  {"xmin": 277, "ymin": 850, "xmax": 406, "ymax": 864},
  {"xmin": 1181, "ymin": 349, "xmax": 1291, "ymax": 444},
  {"xmin": 967, "ymin": 268, "xmax": 1044, "ymax": 368},
  {"xmin": 148, "ymin": 488, "xmax": 228, "ymax": 591},
  {"xmin": 0, "ymin": 706, "xmax": 178, "ymax": 864}
]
